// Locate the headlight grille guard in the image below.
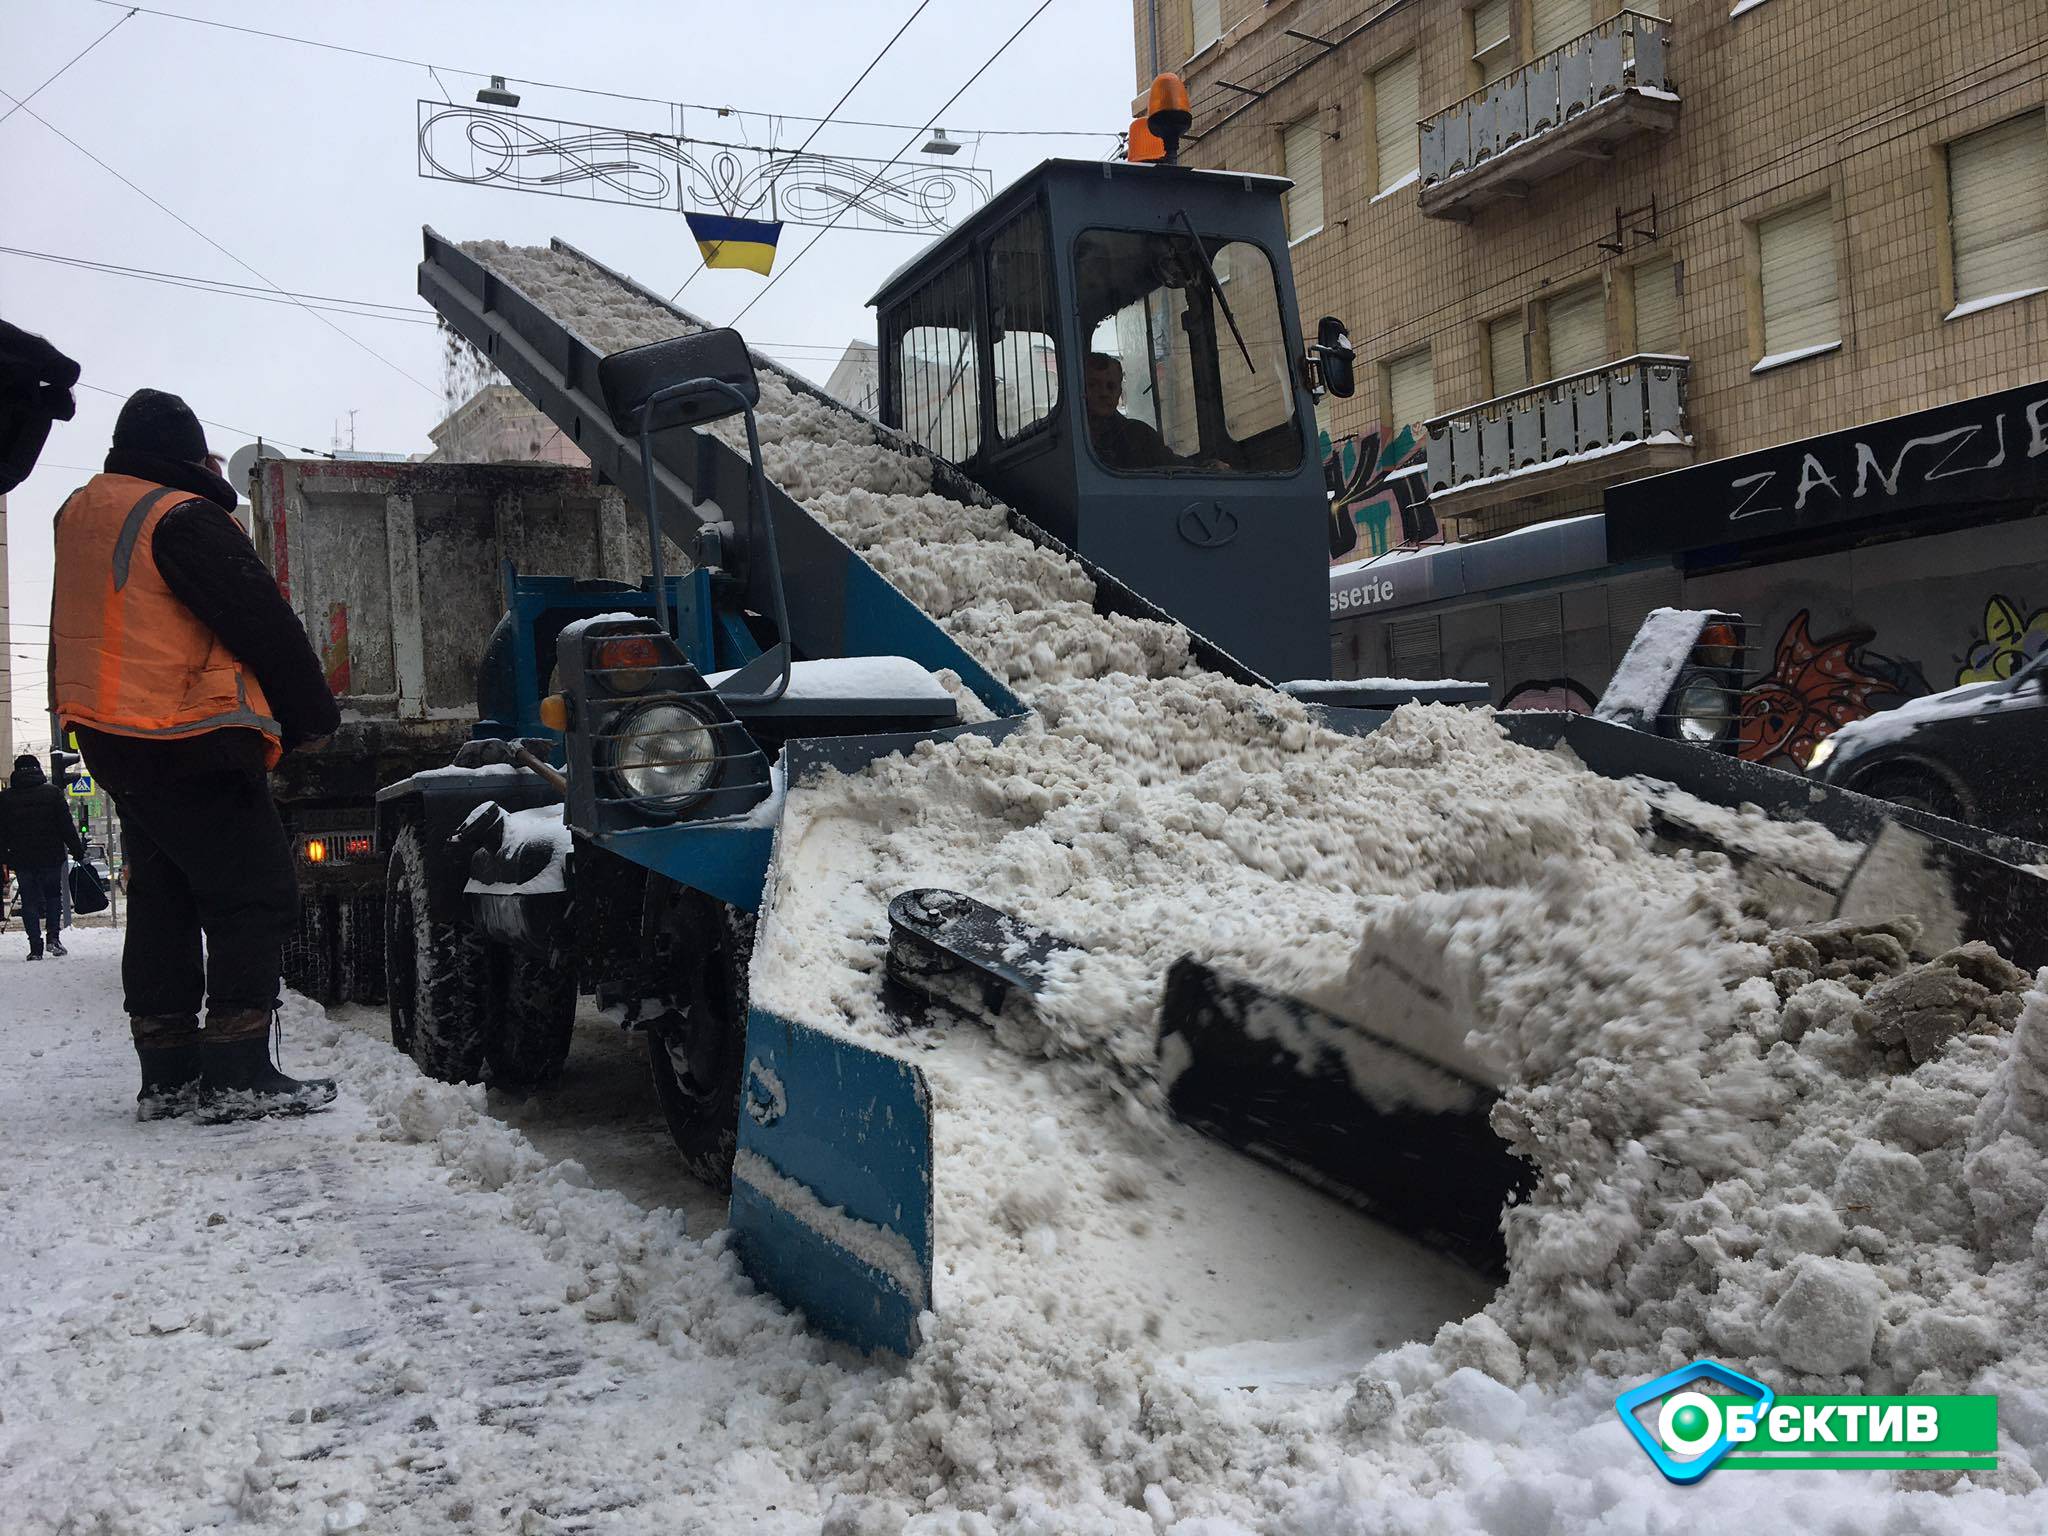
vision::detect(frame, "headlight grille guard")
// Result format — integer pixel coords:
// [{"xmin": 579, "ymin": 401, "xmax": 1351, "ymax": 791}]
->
[{"xmin": 560, "ymin": 617, "xmax": 776, "ymax": 836}]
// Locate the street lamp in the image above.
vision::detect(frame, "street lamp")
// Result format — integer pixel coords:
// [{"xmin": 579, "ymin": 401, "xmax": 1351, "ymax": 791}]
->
[
  {"xmin": 477, "ymin": 75, "xmax": 521, "ymax": 108},
  {"xmin": 921, "ymin": 127, "xmax": 961, "ymax": 156}
]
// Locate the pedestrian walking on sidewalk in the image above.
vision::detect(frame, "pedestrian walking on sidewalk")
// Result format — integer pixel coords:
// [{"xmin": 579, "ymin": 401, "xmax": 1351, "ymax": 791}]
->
[
  {"xmin": 0, "ymin": 754, "xmax": 84, "ymax": 960},
  {"xmin": 49, "ymin": 388, "xmax": 343, "ymax": 1122}
]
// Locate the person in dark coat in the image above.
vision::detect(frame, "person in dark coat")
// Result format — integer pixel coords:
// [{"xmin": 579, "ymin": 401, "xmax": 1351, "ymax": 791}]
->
[
  {"xmin": 0, "ymin": 319, "xmax": 80, "ymax": 494},
  {"xmin": 0, "ymin": 754, "xmax": 85, "ymax": 959},
  {"xmin": 51, "ymin": 389, "xmax": 342, "ymax": 1121}
]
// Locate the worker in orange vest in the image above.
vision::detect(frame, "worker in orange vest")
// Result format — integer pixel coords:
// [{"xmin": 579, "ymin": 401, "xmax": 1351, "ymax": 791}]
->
[{"xmin": 50, "ymin": 389, "xmax": 342, "ymax": 1121}]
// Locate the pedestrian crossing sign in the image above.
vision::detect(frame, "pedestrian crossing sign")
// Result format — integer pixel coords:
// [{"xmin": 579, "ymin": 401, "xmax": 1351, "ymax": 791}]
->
[{"xmin": 67, "ymin": 774, "xmax": 93, "ymax": 798}]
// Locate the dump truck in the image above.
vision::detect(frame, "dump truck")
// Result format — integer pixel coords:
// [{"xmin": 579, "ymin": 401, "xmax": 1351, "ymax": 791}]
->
[
  {"xmin": 249, "ymin": 457, "xmax": 640, "ymax": 1002},
  {"xmin": 378, "ymin": 91, "xmax": 2048, "ymax": 1355}
]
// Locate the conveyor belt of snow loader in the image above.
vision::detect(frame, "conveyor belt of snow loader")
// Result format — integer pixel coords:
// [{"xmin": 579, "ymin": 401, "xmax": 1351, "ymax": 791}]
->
[{"xmin": 416, "ymin": 228, "xmax": 1268, "ymax": 692}]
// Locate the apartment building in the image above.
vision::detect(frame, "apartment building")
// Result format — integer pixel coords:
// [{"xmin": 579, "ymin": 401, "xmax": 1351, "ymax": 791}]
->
[{"xmin": 1136, "ymin": 0, "xmax": 2047, "ymax": 556}]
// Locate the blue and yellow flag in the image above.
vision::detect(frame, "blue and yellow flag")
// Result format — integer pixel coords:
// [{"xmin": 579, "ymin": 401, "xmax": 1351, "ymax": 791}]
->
[{"xmin": 684, "ymin": 212, "xmax": 782, "ymax": 276}]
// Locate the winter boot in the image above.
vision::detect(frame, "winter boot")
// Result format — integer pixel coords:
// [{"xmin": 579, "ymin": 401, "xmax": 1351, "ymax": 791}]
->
[
  {"xmin": 49, "ymin": 938, "xmax": 67, "ymax": 957},
  {"xmin": 200, "ymin": 1009, "xmax": 338, "ymax": 1123},
  {"xmin": 132, "ymin": 1014, "xmax": 205, "ymax": 1121}
]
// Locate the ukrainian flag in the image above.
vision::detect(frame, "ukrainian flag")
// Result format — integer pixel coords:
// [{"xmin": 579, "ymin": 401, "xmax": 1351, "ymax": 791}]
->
[{"xmin": 684, "ymin": 212, "xmax": 783, "ymax": 276}]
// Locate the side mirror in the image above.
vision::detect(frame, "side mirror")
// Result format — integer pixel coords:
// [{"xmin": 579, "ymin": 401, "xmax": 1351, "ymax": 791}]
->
[
  {"xmin": 599, "ymin": 328, "xmax": 760, "ymax": 435},
  {"xmin": 1313, "ymin": 316, "xmax": 1356, "ymax": 399}
]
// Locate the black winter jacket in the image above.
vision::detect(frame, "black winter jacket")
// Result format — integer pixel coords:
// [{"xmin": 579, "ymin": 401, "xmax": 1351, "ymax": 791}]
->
[
  {"xmin": 61, "ymin": 450, "xmax": 341, "ymax": 786},
  {"xmin": 0, "ymin": 759, "xmax": 85, "ymax": 871}
]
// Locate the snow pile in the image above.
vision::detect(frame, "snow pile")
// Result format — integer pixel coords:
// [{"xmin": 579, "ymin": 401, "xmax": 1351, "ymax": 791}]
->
[{"xmin": 438, "ymin": 238, "xmax": 2048, "ymax": 1528}]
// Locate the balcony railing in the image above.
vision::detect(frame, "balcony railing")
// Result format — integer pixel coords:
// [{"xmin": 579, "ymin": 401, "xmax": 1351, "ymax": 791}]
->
[
  {"xmin": 1418, "ymin": 11, "xmax": 1676, "ymax": 220},
  {"xmin": 1423, "ymin": 353, "xmax": 1690, "ymax": 500}
]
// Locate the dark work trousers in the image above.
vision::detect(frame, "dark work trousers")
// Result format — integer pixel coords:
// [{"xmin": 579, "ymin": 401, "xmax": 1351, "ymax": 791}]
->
[
  {"xmin": 16, "ymin": 863, "xmax": 64, "ymax": 954},
  {"xmin": 101, "ymin": 770, "xmax": 297, "ymax": 1017}
]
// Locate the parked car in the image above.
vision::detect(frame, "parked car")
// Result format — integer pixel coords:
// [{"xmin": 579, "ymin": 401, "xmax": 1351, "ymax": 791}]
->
[{"xmin": 1809, "ymin": 648, "xmax": 2048, "ymax": 840}]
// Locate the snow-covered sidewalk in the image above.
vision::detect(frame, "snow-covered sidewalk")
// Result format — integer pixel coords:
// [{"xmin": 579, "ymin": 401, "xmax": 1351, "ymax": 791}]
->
[
  {"xmin": 1, "ymin": 929, "xmax": 828, "ymax": 1534},
  {"xmin": 10, "ymin": 930, "xmax": 2048, "ymax": 1534}
]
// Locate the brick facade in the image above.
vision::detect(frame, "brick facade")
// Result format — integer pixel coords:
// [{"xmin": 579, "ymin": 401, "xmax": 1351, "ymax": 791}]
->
[{"xmin": 1136, "ymin": 0, "xmax": 2047, "ymax": 548}]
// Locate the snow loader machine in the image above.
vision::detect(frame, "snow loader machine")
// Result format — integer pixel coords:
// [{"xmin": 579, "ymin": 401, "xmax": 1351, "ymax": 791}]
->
[{"xmin": 386, "ymin": 89, "xmax": 2048, "ymax": 1354}]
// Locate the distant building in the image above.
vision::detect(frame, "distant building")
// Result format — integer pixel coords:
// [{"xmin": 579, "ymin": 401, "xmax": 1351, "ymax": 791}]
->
[
  {"xmin": 824, "ymin": 341, "xmax": 881, "ymax": 416},
  {"xmin": 426, "ymin": 384, "xmax": 591, "ymax": 466}
]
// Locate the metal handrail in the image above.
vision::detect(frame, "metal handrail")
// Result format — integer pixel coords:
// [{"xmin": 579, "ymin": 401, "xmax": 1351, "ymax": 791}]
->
[
  {"xmin": 1420, "ymin": 9, "xmax": 1672, "ymax": 127},
  {"xmin": 1424, "ymin": 352, "xmax": 1690, "ymax": 431}
]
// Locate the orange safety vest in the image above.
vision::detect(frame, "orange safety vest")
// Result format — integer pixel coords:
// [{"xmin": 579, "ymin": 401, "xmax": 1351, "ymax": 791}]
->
[{"xmin": 51, "ymin": 474, "xmax": 283, "ymax": 769}]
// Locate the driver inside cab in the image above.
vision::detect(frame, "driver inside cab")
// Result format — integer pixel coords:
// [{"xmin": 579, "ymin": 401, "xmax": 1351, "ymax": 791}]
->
[{"xmin": 1083, "ymin": 353, "xmax": 1228, "ymax": 472}]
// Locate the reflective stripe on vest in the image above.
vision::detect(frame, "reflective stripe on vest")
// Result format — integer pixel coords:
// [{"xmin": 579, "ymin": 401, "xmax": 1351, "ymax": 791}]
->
[{"xmin": 52, "ymin": 474, "xmax": 285, "ymax": 766}]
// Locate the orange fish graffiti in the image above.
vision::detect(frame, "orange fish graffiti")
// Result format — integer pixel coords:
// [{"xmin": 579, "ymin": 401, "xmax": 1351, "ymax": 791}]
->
[{"xmin": 1734, "ymin": 611, "xmax": 1922, "ymax": 768}]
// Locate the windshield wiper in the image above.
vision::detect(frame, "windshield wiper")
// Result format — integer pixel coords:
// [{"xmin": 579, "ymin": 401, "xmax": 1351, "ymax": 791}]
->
[{"xmin": 1171, "ymin": 209, "xmax": 1254, "ymax": 374}]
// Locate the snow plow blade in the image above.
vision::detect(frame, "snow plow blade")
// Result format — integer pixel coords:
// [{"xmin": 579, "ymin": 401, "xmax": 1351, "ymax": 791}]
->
[
  {"xmin": 1158, "ymin": 959, "xmax": 1526, "ymax": 1276},
  {"xmin": 728, "ymin": 1006, "xmax": 934, "ymax": 1356},
  {"xmin": 882, "ymin": 890, "xmax": 1525, "ymax": 1276},
  {"xmin": 1497, "ymin": 711, "xmax": 2048, "ymax": 972}
]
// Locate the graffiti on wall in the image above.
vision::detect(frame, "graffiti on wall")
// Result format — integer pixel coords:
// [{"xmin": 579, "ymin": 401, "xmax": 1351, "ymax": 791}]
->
[
  {"xmin": 1734, "ymin": 610, "xmax": 1929, "ymax": 768},
  {"xmin": 1324, "ymin": 424, "xmax": 1438, "ymax": 563},
  {"xmin": 1957, "ymin": 595, "xmax": 2048, "ymax": 684}
]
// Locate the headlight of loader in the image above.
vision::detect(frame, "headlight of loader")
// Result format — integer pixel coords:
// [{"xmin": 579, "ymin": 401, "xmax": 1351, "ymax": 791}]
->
[
  {"xmin": 1672, "ymin": 672, "xmax": 1733, "ymax": 744},
  {"xmin": 611, "ymin": 702, "xmax": 720, "ymax": 807}
]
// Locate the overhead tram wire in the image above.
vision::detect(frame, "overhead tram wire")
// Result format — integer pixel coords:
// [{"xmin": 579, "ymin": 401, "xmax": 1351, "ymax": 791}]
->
[
  {"xmin": 671, "ymin": 0, "xmax": 938, "ymax": 303},
  {"xmin": 77, "ymin": 0, "xmax": 1107, "ymax": 139},
  {"xmin": 73, "ymin": 381, "xmax": 328, "ymax": 455},
  {"xmin": 730, "ymin": 0, "xmax": 1061, "ymax": 328},
  {"xmin": 0, "ymin": 92, "xmax": 443, "ymax": 402},
  {"xmin": 0, "ymin": 5, "xmax": 135, "ymax": 126}
]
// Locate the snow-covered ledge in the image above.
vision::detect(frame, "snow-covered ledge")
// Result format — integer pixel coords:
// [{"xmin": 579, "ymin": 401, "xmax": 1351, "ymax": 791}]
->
[
  {"xmin": 1946, "ymin": 285, "xmax": 2048, "ymax": 322},
  {"xmin": 1750, "ymin": 340, "xmax": 1842, "ymax": 375}
]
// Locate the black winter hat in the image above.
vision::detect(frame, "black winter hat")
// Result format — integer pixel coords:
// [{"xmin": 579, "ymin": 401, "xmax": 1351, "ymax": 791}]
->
[{"xmin": 112, "ymin": 388, "xmax": 210, "ymax": 463}]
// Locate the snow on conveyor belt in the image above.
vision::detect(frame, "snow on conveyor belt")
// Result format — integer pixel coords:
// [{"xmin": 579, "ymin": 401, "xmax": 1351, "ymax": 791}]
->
[{"xmin": 441, "ymin": 241, "xmax": 2048, "ymax": 1532}]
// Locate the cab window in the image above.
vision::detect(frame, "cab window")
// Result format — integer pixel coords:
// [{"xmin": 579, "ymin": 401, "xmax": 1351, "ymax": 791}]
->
[{"xmin": 1073, "ymin": 227, "xmax": 1302, "ymax": 477}]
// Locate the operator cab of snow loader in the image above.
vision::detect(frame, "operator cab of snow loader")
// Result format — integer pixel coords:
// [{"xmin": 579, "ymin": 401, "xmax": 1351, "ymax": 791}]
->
[{"xmin": 870, "ymin": 81, "xmax": 1356, "ymax": 683}]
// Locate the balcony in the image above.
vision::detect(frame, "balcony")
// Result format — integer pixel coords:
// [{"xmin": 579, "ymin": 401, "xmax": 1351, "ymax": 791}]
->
[
  {"xmin": 1422, "ymin": 354, "xmax": 1693, "ymax": 516},
  {"xmin": 1418, "ymin": 11, "xmax": 1678, "ymax": 223}
]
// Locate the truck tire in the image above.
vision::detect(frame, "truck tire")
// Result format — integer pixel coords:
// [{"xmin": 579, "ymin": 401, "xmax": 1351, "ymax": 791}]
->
[
  {"xmin": 485, "ymin": 945, "xmax": 578, "ymax": 1090},
  {"xmin": 282, "ymin": 891, "xmax": 335, "ymax": 1004},
  {"xmin": 385, "ymin": 819, "xmax": 490, "ymax": 1082},
  {"xmin": 644, "ymin": 887, "xmax": 756, "ymax": 1187}
]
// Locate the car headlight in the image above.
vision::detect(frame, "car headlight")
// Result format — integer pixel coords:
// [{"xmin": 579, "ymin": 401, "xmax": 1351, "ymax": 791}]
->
[
  {"xmin": 611, "ymin": 702, "xmax": 720, "ymax": 806},
  {"xmin": 1804, "ymin": 734, "xmax": 1838, "ymax": 772},
  {"xmin": 1672, "ymin": 672, "xmax": 1733, "ymax": 744}
]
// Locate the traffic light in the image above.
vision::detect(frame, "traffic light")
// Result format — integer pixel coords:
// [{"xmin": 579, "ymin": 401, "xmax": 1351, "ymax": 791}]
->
[{"xmin": 52, "ymin": 747, "xmax": 84, "ymax": 784}]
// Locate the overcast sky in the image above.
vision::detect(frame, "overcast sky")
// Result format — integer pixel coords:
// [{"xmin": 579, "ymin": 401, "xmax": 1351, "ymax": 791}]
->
[{"xmin": 1, "ymin": 0, "xmax": 1136, "ymax": 751}]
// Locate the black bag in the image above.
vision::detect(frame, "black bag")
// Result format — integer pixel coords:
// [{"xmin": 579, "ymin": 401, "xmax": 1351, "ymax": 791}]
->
[{"xmin": 70, "ymin": 861, "xmax": 109, "ymax": 916}]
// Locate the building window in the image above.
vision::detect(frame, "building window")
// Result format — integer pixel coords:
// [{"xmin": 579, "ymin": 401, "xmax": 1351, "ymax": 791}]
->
[
  {"xmin": 1371, "ymin": 54, "xmax": 1420, "ymax": 196},
  {"xmin": 1947, "ymin": 111, "xmax": 2048, "ymax": 318},
  {"xmin": 986, "ymin": 201, "xmax": 1060, "ymax": 445},
  {"xmin": 1384, "ymin": 345, "xmax": 1435, "ymax": 428},
  {"xmin": 1632, "ymin": 255, "xmax": 1681, "ymax": 354},
  {"xmin": 1756, "ymin": 197, "xmax": 1840, "ymax": 368},
  {"xmin": 1530, "ymin": 0, "xmax": 1590, "ymax": 58},
  {"xmin": 1190, "ymin": 0, "xmax": 1222, "ymax": 54},
  {"xmin": 1541, "ymin": 280, "xmax": 1606, "ymax": 378},
  {"xmin": 1488, "ymin": 312, "xmax": 1529, "ymax": 395},
  {"xmin": 1471, "ymin": 0, "xmax": 1513, "ymax": 83},
  {"xmin": 1283, "ymin": 117, "xmax": 1325, "ymax": 241}
]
